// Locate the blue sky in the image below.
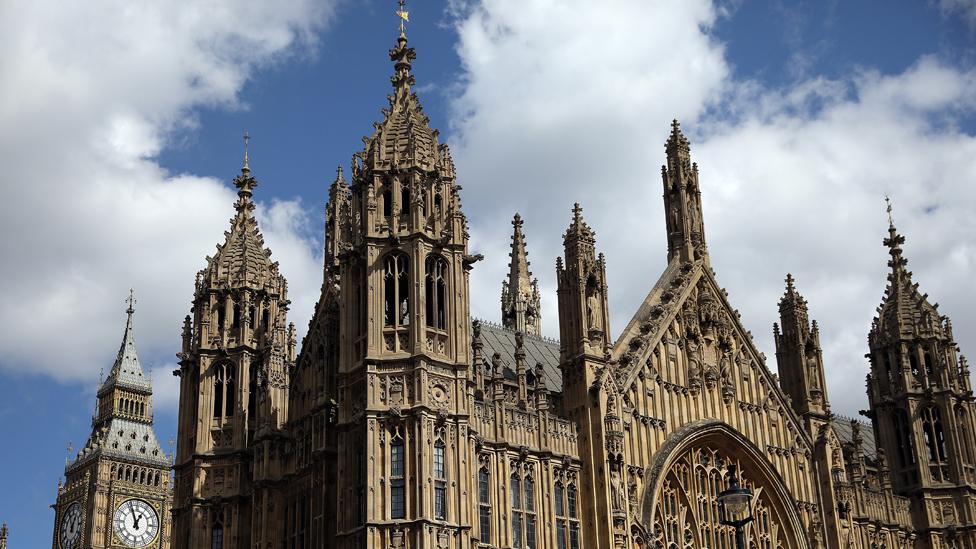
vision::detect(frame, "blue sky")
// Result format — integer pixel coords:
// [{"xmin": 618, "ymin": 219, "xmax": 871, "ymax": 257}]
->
[{"xmin": 1, "ymin": 1, "xmax": 975, "ymax": 546}]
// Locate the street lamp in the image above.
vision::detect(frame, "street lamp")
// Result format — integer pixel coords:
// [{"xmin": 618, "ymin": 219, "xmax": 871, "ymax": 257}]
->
[{"xmin": 718, "ymin": 464, "xmax": 754, "ymax": 549}]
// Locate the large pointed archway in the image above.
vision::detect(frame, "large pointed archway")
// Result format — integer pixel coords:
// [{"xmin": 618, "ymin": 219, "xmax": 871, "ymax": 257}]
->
[{"xmin": 640, "ymin": 420, "xmax": 809, "ymax": 549}]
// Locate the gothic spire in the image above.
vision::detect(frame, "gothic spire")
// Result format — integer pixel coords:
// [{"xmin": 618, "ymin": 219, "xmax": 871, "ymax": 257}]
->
[
  {"xmin": 883, "ymin": 196, "xmax": 909, "ymax": 285},
  {"xmin": 779, "ymin": 273, "xmax": 810, "ymax": 327},
  {"xmin": 389, "ymin": 0, "xmax": 417, "ymax": 106},
  {"xmin": 774, "ymin": 274, "xmax": 829, "ymax": 418},
  {"xmin": 662, "ymin": 119, "xmax": 708, "ymax": 265},
  {"xmin": 502, "ymin": 213, "xmax": 541, "ymax": 336},
  {"xmin": 872, "ymin": 197, "xmax": 944, "ymax": 344},
  {"xmin": 101, "ymin": 289, "xmax": 151, "ymax": 393},
  {"xmin": 564, "ymin": 203, "xmax": 596, "ymax": 247},
  {"xmin": 233, "ymin": 131, "xmax": 258, "ymax": 210}
]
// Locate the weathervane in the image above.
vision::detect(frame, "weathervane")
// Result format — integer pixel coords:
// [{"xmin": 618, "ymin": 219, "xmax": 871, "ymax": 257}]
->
[{"xmin": 396, "ymin": 0, "xmax": 409, "ymax": 33}]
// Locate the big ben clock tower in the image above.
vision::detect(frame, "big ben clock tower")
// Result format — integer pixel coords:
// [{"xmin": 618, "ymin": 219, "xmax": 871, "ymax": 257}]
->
[{"xmin": 52, "ymin": 292, "xmax": 172, "ymax": 549}]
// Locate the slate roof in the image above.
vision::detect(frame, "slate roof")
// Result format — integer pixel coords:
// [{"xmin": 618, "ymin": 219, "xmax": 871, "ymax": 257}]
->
[
  {"xmin": 476, "ymin": 320, "xmax": 562, "ymax": 392},
  {"xmin": 69, "ymin": 418, "xmax": 169, "ymax": 471},
  {"xmin": 99, "ymin": 305, "xmax": 152, "ymax": 394},
  {"xmin": 832, "ymin": 416, "xmax": 878, "ymax": 460}
]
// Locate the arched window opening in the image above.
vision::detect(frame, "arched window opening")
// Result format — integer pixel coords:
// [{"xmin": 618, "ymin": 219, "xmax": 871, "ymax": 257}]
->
[
  {"xmin": 959, "ymin": 409, "xmax": 975, "ymax": 468},
  {"xmin": 262, "ymin": 308, "xmax": 270, "ymax": 333},
  {"xmin": 316, "ymin": 344, "xmax": 326, "ymax": 392},
  {"xmin": 217, "ymin": 300, "xmax": 226, "ymax": 332},
  {"xmin": 383, "ymin": 187, "xmax": 393, "ymax": 218},
  {"xmin": 434, "ymin": 440, "xmax": 447, "ymax": 520},
  {"xmin": 213, "ymin": 362, "xmax": 236, "ymax": 418},
  {"xmin": 384, "ymin": 254, "xmax": 410, "ymax": 327},
  {"xmin": 922, "ymin": 406, "xmax": 949, "ymax": 481},
  {"xmin": 211, "ymin": 522, "xmax": 223, "ymax": 549},
  {"xmin": 425, "ymin": 256, "xmax": 448, "ymax": 329},
  {"xmin": 555, "ymin": 481, "xmax": 580, "ymax": 549},
  {"xmin": 390, "ymin": 436, "xmax": 405, "ymax": 519},
  {"xmin": 478, "ymin": 467, "xmax": 491, "ymax": 543},
  {"xmin": 924, "ymin": 351, "xmax": 934, "ymax": 377},
  {"xmin": 247, "ymin": 361, "xmax": 258, "ymax": 422},
  {"xmin": 525, "ymin": 476, "xmax": 536, "ymax": 549},
  {"xmin": 401, "ymin": 186, "xmax": 411, "ymax": 216},
  {"xmin": 511, "ymin": 475, "xmax": 523, "ymax": 548},
  {"xmin": 893, "ymin": 409, "xmax": 915, "ymax": 468},
  {"xmin": 232, "ymin": 301, "xmax": 240, "ymax": 330},
  {"xmin": 433, "ymin": 193, "xmax": 442, "ymax": 213},
  {"xmin": 249, "ymin": 304, "xmax": 256, "ymax": 327},
  {"xmin": 910, "ymin": 353, "xmax": 920, "ymax": 377}
]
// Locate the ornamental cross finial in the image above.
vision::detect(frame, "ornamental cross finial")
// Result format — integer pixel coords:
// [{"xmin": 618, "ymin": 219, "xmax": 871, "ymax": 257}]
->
[
  {"xmin": 396, "ymin": 0, "xmax": 409, "ymax": 33},
  {"xmin": 885, "ymin": 195, "xmax": 893, "ymax": 226},
  {"xmin": 126, "ymin": 288, "xmax": 136, "ymax": 314},
  {"xmin": 243, "ymin": 130, "xmax": 251, "ymax": 173}
]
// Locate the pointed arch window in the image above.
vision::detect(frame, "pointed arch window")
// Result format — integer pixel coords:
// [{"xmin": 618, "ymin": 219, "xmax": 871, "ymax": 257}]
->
[
  {"xmin": 383, "ymin": 186, "xmax": 393, "ymax": 218},
  {"xmin": 922, "ymin": 406, "xmax": 949, "ymax": 481},
  {"xmin": 384, "ymin": 254, "xmax": 410, "ymax": 327},
  {"xmin": 390, "ymin": 435, "xmax": 406, "ymax": 519},
  {"xmin": 924, "ymin": 350, "xmax": 935, "ymax": 377},
  {"xmin": 478, "ymin": 467, "xmax": 491, "ymax": 542},
  {"xmin": 401, "ymin": 185, "xmax": 411, "ymax": 216},
  {"xmin": 511, "ymin": 475, "xmax": 523, "ymax": 548},
  {"xmin": 434, "ymin": 440, "xmax": 447, "ymax": 520},
  {"xmin": 247, "ymin": 360, "xmax": 258, "ymax": 422},
  {"xmin": 555, "ymin": 481, "xmax": 580, "ymax": 549},
  {"xmin": 211, "ymin": 522, "xmax": 223, "ymax": 549},
  {"xmin": 212, "ymin": 362, "xmax": 235, "ymax": 418},
  {"xmin": 426, "ymin": 256, "xmax": 448, "ymax": 329}
]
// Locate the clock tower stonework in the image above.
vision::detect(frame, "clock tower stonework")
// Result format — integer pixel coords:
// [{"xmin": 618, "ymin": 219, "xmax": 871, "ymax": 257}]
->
[{"xmin": 51, "ymin": 295, "xmax": 173, "ymax": 549}]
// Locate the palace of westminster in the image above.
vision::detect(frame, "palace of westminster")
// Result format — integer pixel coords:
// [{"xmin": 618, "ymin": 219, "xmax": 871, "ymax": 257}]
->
[{"xmin": 41, "ymin": 11, "xmax": 976, "ymax": 549}]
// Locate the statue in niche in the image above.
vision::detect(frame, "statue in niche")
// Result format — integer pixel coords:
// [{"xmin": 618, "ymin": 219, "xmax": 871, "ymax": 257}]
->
[
  {"xmin": 400, "ymin": 299, "xmax": 409, "ymax": 325},
  {"xmin": 687, "ymin": 337, "xmax": 703, "ymax": 387},
  {"xmin": 609, "ymin": 459, "xmax": 624, "ymax": 511},
  {"xmin": 586, "ymin": 278, "xmax": 602, "ymax": 332}
]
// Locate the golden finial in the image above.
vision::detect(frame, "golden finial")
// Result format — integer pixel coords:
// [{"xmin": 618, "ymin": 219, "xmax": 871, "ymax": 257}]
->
[{"xmin": 396, "ymin": 0, "xmax": 409, "ymax": 34}]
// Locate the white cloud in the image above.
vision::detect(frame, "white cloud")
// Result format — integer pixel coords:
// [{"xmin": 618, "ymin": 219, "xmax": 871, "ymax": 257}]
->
[
  {"xmin": 937, "ymin": 0, "xmax": 976, "ymax": 29},
  {"xmin": 0, "ymin": 0, "xmax": 333, "ymax": 412},
  {"xmin": 448, "ymin": 1, "xmax": 976, "ymax": 417}
]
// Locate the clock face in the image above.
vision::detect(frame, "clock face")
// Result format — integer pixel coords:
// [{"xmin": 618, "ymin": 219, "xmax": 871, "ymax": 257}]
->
[
  {"xmin": 59, "ymin": 502, "xmax": 83, "ymax": 549},
  {"xmin": 113, "ymin": 498, "xmax": 159, "ymax": 548}
]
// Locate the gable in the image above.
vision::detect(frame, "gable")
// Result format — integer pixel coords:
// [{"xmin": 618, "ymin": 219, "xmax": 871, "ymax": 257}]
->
[{"xmin": 611, "ymin": 258, "xmax": 810, "ymax": 444}]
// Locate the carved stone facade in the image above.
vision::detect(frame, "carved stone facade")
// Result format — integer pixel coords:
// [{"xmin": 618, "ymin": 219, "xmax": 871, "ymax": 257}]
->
[
  {"xmin": 52, "ymin": 296, "xmax": 172, "ymax": 549},
  {"xmin": 160, "ymin": 16, "xmax": 976, "ymax": 549}
]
